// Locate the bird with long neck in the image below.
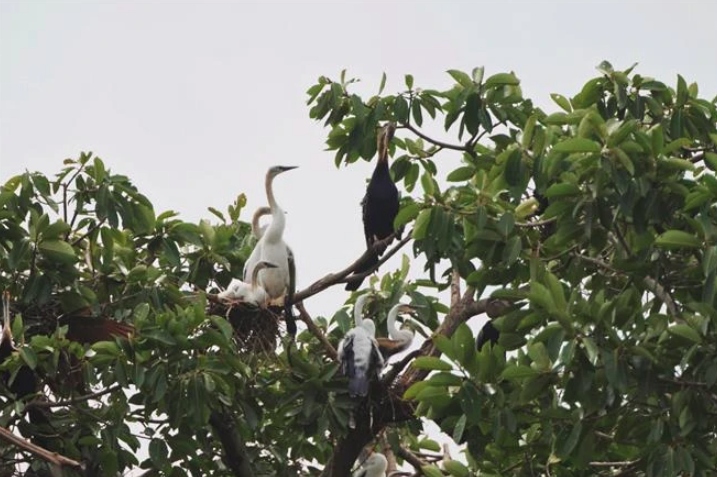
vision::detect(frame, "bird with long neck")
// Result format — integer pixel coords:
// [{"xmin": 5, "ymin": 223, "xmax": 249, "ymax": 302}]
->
[
  {"xmin": 346, "ymin": 123, "xmax": 401, "ymax": 291},
  {"xmin": 338, "ymin": 294, "xmax": 384, "ymax": 398},
  {"xmin": 376, "ymin": 303, "xmax": 418, "ymax": 357},
  {"xmin": 243, "ymin": 166, "xmax": 298, "ymax": 335},
  {"xmin": 219, "ymin": 261, "xmax": 277, "ymax": 307},
  {"xmin": 251, "ymin": 206, "xmax": 272, "ymax": 239},
  {"xmin": 353, "ymin": 451, "xmax": 388, "ymax": 477}
]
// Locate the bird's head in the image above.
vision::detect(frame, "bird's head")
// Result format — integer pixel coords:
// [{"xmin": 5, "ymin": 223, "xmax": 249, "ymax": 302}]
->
[
  {"xmin": 267, "ymin": 165, "xmax": 298, "ymax": 178},
  {"xmin": 396, "ymin": 303, "xmax": 421, "ymax": 317}
]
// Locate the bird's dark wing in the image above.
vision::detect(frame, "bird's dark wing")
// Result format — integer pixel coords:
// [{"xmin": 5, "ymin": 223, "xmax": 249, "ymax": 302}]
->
[
  {"xmin": 476, "ymin": 321, "xmax": 500, "ymax": 350},
  {"xmin": 340, "ymin": 333, "xmax": 355, "ymax": 378}
]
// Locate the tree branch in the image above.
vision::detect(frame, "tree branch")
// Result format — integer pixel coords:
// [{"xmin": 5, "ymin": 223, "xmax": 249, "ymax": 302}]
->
[
  {"xmin": 209, "ymin": 410, "xmax": 255, "ymax": 477},
  {"xmin": 0, "ymin": 425, "xmax": 83, "ymax": 470},
  {"xmin": 294, "ymin": 233, "xmax": 411, "ymax": 304},
  {"xmin": 450, "ymin": 269, "xmax": 460, "ymax": 308},
  {"xmin": 396, "ymin": 445, "xmax": 425, "ymax": 471},
  {"xmin": 401, "ymin": 123, "xmax": 468, "ymax": 152},
  {"xmin": 27, "ymin": 384, "xmax": 122, "ymax": 409},
  {"xmin": 296, "ymin": 302, "xmax": 337, "ymax": 360},
  {"xmin": 573, "ymin": 253, "xmax": 679, "ymax": 318}
]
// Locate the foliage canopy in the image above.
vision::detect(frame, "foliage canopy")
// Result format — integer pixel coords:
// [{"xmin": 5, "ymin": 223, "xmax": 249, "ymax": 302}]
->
[{"xmin": 1, "ymin": 61, "xmax": 716, "ymax": 476}]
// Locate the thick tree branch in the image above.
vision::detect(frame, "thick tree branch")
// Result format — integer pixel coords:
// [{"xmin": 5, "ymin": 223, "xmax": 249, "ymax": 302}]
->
[
  {"xmin": 0, "ymin": 425, "xmax": 83, "ymax": 470},
  {"xmin": 296, "ymin": 302, "xmax": 337, "ymax": 360},
  {"xmin": 294, "ymin": 233, "xmax": 411, "ymax": 303},
  {"xmin": 450, "ymin": 269, "xmax": 460, "ymax": 307},
  {"xmin": 209, "ymin": 410, "xmax": 255, "ymax": 477}
]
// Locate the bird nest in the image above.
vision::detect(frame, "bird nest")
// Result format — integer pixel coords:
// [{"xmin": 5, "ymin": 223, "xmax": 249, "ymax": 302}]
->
[{"xmin": 206, "ymin": 299, "xmax": 282, "ymax": 354}]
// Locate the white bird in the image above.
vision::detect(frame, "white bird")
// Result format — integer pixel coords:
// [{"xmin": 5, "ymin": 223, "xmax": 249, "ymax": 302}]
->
[
  {"xmin": 219, "ymin": 261, "xmax": 277, "ymax": 307},
  {"xmin": 353, "ymin": 452, "xmax": 388, "ymax": 477},
  {"xmin": 251, "ymin": 206, "xmax": 272, "ymax": 239},
  {"xmin": 243, "ymin": 166, "xmax": 298, "ymax": 335},
  {"xmin": 338, "ymin": 294, "xmax": 385, "ymax": 397},
  {"xmin": 376, "ymin": 303, "xmax": 417, "ymax": 356}
]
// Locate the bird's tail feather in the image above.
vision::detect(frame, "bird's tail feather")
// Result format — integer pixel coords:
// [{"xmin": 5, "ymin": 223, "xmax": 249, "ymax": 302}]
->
[
  {"xmin": 344, "ymin": 253, "xmax": 379, "ymax": 291},
  {"xmin": 349, "ymin": 370, "xmax": 369, "ymax": 397}
]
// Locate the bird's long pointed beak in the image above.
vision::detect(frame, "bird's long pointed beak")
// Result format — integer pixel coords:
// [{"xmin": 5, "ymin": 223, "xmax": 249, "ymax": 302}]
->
[{"xmin": 279, "ymin": 165, "xmax": 298, "ymax": 172}]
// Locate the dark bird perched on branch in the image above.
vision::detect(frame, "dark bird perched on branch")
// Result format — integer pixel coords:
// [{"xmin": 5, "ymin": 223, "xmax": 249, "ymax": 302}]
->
[
  {"xmin": 345, "ymin": 124, "xmax": 401, "ymax": 291},
  {"xmin": 338, "ymin": 294, "xmax": 384, "ymax": 398},
  {"xmin": 243, "ymin": 166, "xmax": 298, "ymax": 335},
  {"xmin": 0, "ymin": 291, "xmax": 36, "ymax": 400}
]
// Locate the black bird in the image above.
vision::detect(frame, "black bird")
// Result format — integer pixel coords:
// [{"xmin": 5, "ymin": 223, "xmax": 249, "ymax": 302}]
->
[
  {"xmin": 1, "ymin": 291, "xmax": 36, "ymax": 399},
  {"xmin": 345, "ymin": 124, "xmax": 401, "ymax": 291},
  {"xmin": 476, "ymin": 321, "xmax": 500, "ymax": 350}
]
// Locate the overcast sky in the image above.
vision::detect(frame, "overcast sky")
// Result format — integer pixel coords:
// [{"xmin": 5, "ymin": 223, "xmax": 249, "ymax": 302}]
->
[
  {"xmin": 1, "ymin": 0, "xmax": 716, "ymax": 469},
  {"xmin": 2, "ymin": 0, "xmax": 716, "ymax": 321}
]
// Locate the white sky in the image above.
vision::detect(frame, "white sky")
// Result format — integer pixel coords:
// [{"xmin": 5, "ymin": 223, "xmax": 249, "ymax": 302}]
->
[{"xmin": 2, "ymin": 0, "xmax": 716, "ymax": 471}]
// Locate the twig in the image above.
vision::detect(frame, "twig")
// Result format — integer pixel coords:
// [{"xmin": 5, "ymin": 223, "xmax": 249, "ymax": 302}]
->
[
  {"xmin": 643, "ymin": 276, "xmax": 679, "ymax": 318},
  {"xmin": 27, "ymin": 384, "xmax": 122, "ymax": 409},
  {"xmin": 296, "ymin": 302, "xmax": 337, "ymax": 360},
  {"xmin": 589, "ymin": 460, "xmax": 639, "ymax": 467},
  {"xmin": 294, "ymin": 233, "xmax": 411, "ymax": 304},
  {"xmin": 401, "ymin": 123, "xmax": 468, "ymax": 152},
  {"xmin": 71, "ymin": 218, "xmax": 106, "ymax": 246},
  {"xmin": 0, "ymin": 425, "xmax": 83, "ymax": 469},
  {"xmin": 573, "ymin": 253, "xmax": 679, "ymax": 318},
  {"xmin": 515, "ymin": 217, "xmax": 557, "ymax": 228}
]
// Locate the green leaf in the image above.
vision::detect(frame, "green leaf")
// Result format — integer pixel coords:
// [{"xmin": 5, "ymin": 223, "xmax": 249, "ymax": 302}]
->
[
  {"xmin": 550, "ymin": 93, "xmax": 572, "ymax": 112},
  {"xmin": 412, "ymin": 209, "xmax": 432, "ymax": 240},
  {"xmin": 654, "ymin": 230, "xmax": 701, "ymax": 249},
  {"xmin": 394, "ymin": 202, "xmax": 421, "ymax": 228},
  {"xmin": 378, "ymin": 72, "xmax": 387, "ymax": 95},
  {"xmin": 38, "ymin": 239, "xmax": 77, "ymax": 264},
  {"xmin": 412, "ymin": 356, "xmax": 453, "ymax": 371},
  {"xmin": 446, "ymin": 166, "xmax": 475, "ymax": 182},
  {"xmin": 471, "ymin": 66, "xmax": 485, "ymax": 84},
  {"xmin": 421, "ymin": 465, "xmax": 444, "ymax": 477},
  {"xmin": 405, "ymin": 74, "xmax": 414, "ymax": 90},
  {"xmin": 444, "ymin": 459, "xmax": 470, "ymax": 477},
  {"xmin": 668, "ymin": 324, "xmax": 702, "ymax": 344},
  {"xmin": 553, "ymin": 138, "xmax": 601, "ymax": 153},
  {"xmin": 500, "ymin": 365, "xmax": 539, "ymax": 380},
  {"xmin": 452, "ymin": 414, "xmax": 467, "ymax": 444},
  {"xmin": 19, "ymin": 347, "xmax": 38, "ymax": 370},
  {"xmin": 484, "ymin": 72, "xmax": 520, "ymax": 88},
  {"xmin": 447, "ymin": 69, "xmax": 473, "ymax": 88}
]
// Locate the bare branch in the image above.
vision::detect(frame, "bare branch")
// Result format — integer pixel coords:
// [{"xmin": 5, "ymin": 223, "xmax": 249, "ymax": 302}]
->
[
  {"xmin": 396, "ymin": 445, "xmax": 425, "ymax": 471},
  {"xmin": 401, "ymin": 123, "xmax": 468, "ymax": 152},
  {"xmin": 296, "ymin": 302, "xmax": 337, "ymax": 360},
  {"xmin": 27, "ymin": 384, "xmax": 122, "ymax": 409},
  {"xmin": 0, "ymin": 425, "xmax": 83, "ymax": 470},
  {"xmin": 450, "ymin": 269, "xmax": 460, "ymax": 308},
  {"xmin": 294, "ymin": 233, "xmax": 411, "ymax": 303}
]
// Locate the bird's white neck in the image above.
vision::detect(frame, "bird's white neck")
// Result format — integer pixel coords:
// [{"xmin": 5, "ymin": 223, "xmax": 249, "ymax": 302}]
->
[{"xmin": 263, "ymin": 173, "xmax": 286, "ymax": 243}]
